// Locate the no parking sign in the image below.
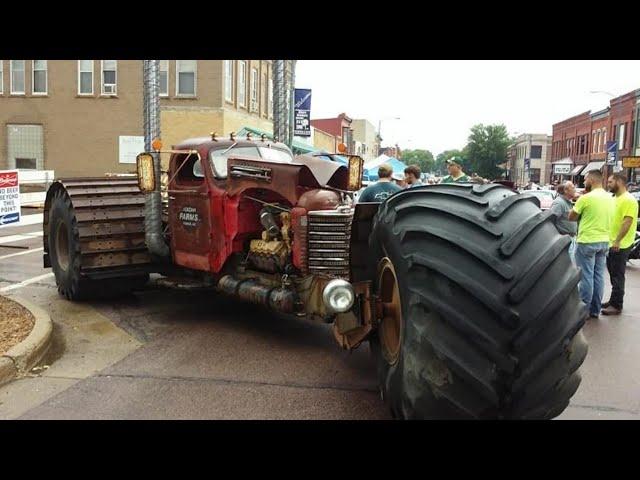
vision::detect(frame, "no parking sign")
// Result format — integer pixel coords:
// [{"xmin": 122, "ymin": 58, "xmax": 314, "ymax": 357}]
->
[{"xmin": 0, "ymin": 170, "xmax": 20, "ymax": 227}]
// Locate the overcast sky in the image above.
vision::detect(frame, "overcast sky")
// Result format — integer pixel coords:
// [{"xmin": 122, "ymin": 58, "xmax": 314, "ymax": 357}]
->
[{"xmin": 295, "ymin": 60, "xmax": 640, "ymax": 156}]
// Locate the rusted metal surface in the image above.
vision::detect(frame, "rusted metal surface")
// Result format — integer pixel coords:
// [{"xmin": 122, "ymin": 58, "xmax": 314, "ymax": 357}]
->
[
  {"xmin": 217, "ymin": 274, "xmax": 296, "ymax": 313},
  {"xmin": 43, "ymin": 177, "xmax": 154, "ymax": 279},
  {"xmin": 332, "ymin": 281, "xmax": 374, "ymax": 350}
]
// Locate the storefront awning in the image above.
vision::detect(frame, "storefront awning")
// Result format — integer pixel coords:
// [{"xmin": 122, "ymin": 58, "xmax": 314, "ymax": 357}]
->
[
  {"xmin": 569, "ymin": 164, "xmax": 585, "ymax": 176},
  {"xmin": 553, "ymin": 157, "xmax": 573, "ymax": 165},
  {"xmin": 580, "ymin": 161, "xmax": 605, "ymax": 176}
]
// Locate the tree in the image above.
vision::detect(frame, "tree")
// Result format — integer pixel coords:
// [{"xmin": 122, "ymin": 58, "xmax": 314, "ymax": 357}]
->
[
  {"xmin": 401, "ymin": 149, "xmax": 435, "ymax": 174},
  {"xmin": 465, "ymin": 124, "xmax": 511, "ymax": 179}
]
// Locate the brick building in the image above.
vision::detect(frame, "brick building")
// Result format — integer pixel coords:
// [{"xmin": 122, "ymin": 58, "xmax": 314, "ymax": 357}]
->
[
  {"xmin": 550, "ymin": 88, "xmax": 640, "ymax": 184},
  {"xmin": 0, "ymin": 60, "xmax": 279, "ymax": 176},
  {"xmin": 311, "ymin": 113, "xmax": 354, "ymax": 153}
]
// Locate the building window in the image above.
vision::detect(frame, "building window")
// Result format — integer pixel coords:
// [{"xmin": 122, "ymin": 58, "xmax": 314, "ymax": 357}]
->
[
  {"xmin": 238, "ymin": 61, "xmax": 246, "ymax": 107},
  {"xmin": 78, "ymin": 60, "xmax": 93, "ymax": 95},
  {"xmin": 530, "ymin": 145, "xmax": 542, "ymax": 159},
  {"xmin": 160, "ymin": 60, "xmax": 169, "ymax": 97},
  {"xmin": 268, "ymin": 77, "xmax": 273, "ymax": 118},
  {"xmin": 619, "ymin": 123, "xmax": 626, "ymax": 149},
  {"xmin": 176, "ymin": 60, "xmax": 196, "ymax": 96},
  {"xmin": 10, "ymin": 60, "xmax": 25, "ymax": 94},
  {"xmin": 0, "ymin": 60, "xmax": 3, "ymax": 94},
  {"xmin": 250, "ymin": 68, "xmax": 258, "ymax": 112},
  {"xmin": 101, "ymin": 60, "xmax": 117, "ymax": 95},
  {"xmin": 262, "ymin": 73, "xmax": 267, "ymax": 116},
  {"xmin": 602, "ymin": 128, "xmax": 607, "ymax": 151},
  {"xmin": 224, "ymin": 60, "xmax": 233, "ymax": 102},
  {"xmin": 32, "ymin": 60, "xmax": 47, "ymax": 95}
]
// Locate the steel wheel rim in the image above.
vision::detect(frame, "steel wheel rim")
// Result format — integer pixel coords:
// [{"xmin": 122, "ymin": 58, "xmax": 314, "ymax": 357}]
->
[
  {"xmin": 55, "ymin": 219, "xmax": 70, "ymax": 272},
  {"xmin": 378, "ymin": 257, "xmax": 403, "ymax": 365}
]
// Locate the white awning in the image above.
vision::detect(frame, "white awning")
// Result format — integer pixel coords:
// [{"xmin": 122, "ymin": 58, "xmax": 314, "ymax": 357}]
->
[
  {"xmin": 553, "ymin": 157, "xmax": 573, "ymax": 165},
  {"xmin": 569, "ymin": 164, "xmax": 585, "ymax": 176},
  {"xmin": 580, "ymin": 161, "xmax": 605, "ymax": 176}
]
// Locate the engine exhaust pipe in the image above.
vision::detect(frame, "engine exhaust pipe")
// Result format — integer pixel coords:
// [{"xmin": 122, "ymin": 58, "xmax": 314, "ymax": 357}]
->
[
  {"xmin": 218, "ymin": 275, "xmax": 296, "ymax": 313},
  {"xmin": 143, "ymin": 59, "xmax": 169, "ymax": 258}
]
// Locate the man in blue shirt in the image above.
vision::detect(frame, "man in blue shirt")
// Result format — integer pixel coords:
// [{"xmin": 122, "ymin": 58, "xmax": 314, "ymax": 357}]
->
[{"xmin": 358, "ymin": 164, "xmax": 402, "ymax": 202}]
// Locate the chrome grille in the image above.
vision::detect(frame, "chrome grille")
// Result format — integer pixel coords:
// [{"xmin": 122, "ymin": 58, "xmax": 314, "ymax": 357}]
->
[{"xmin": 307, "ymin": 210, "xmax": 353, "ymax": 279}]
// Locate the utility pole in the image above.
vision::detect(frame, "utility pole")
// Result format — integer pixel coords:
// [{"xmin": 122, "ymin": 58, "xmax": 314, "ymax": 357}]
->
[
  {"xmin": 272, "ymin": 60, "xmax": 296, "ymax": 150},
  {"xmin": 142, "ymin": 60, "xmax": 169, "ymax": 257}
]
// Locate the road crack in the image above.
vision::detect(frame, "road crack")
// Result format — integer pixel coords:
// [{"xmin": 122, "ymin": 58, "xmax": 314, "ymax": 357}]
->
[{"xmin": 93, "ymin": 371, "xmax": 379, "ymax": 394}]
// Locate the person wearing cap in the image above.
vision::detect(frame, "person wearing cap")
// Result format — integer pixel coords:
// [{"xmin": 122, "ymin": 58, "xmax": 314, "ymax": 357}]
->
[
  {"xmin": 392, "ymin": 172, "xmax": 407, "ymax": 189},
  {"xmin": 441, "ymin": 157, "xmax": 470, "ymax": 183},
  {"xmin": 358, "ymin": 163, "xmax": 402, "ymax": 203}
]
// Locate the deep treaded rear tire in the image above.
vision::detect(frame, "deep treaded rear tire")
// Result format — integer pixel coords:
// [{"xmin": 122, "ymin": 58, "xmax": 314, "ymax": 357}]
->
[
  {"xmin": 48, "ymin": 188, "xmax": 149, "ymax": 301},
  {"xmin": 370, "ymin": 183, "xmax": 588, "ymax": 419}
]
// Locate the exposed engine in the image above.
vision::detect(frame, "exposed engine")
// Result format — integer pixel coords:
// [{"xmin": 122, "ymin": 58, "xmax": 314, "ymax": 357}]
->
[{"xmin": 247, "ymin": 207, "xmax": 293, "ymax": 274}]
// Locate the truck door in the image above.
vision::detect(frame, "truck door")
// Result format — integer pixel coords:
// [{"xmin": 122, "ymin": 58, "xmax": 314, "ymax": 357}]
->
[{"xmin": 168, "ymin": 153, "xmax": 213, "ymax": 271}]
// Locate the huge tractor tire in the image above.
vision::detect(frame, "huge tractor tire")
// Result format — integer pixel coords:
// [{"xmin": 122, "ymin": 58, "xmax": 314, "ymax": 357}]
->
[
  {"xmin": 48, "ymin": 188, "xmax": 149, "ymax": 301},
  {"xmin": 369, "ymin": 183, "xmax": 588, "ymax": 419}
]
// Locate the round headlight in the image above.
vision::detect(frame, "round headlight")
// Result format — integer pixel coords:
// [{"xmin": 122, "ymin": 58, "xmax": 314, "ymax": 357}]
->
[{"xmin": 322, "ymin": 279, "xmax": 355, "ymax": 313}]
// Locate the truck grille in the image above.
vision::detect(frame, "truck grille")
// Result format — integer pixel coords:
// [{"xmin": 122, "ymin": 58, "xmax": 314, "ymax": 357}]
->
[{"xmin": 307, "ymin": 210, "xmax": 353, "ymax": 280}]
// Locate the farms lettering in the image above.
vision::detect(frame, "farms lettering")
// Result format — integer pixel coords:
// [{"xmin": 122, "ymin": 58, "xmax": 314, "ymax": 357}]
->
[{"xmin": 179, "ymin": 206, "xmax": 200, "ymax": 228}]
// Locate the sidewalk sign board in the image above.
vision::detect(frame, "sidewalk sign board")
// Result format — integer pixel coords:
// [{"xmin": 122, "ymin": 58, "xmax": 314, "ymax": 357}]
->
[{"xmin": 0, "ymin": 170, "xmax": 21, "ymax": 227}]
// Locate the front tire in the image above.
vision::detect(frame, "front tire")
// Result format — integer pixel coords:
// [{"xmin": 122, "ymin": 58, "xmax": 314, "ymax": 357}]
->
[{"xmin": 370, "ymin": 183, "xmax": 588, "ymax": 419}]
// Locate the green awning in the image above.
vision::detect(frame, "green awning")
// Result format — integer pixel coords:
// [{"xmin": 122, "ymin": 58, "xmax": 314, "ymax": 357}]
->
[{"xmin": 236, "ymin": 126, "xmax": 315, "ymax": 154}]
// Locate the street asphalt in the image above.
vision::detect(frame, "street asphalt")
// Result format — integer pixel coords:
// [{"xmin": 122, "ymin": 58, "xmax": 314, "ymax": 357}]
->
[{"xmin": 1, "ymin": 210, "xmax": 639, "ymax": 420}]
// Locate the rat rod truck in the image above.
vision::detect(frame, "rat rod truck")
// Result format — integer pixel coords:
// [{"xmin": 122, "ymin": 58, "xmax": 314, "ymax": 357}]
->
[{"xmin": 42, "ymin": 133, "xmax": 587, "ymax": 419}]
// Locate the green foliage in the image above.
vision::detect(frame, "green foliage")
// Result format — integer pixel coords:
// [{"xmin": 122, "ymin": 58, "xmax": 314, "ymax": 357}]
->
[
  {"xmin": 465, "ymin": 124, "xmax": 511, "ymax": 179},
  {"xmin": 401, "ymin": 149, "xmax": 435, "ymax": 174}
]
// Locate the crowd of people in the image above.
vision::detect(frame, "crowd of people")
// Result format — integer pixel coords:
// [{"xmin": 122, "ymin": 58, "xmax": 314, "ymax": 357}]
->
[
  {"xmin": 358, "ymin": 159, "xmax": 639, "ymax": 319},
  {"xmin": 357, "ymin": 157, "xmax": 488, "ymax": 202},
  {"xmin": 554, "ymin": 171, "xmax": 639, "ymax": 318}
]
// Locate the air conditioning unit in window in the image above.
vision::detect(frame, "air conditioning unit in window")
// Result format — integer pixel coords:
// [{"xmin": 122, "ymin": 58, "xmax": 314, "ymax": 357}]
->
[
  {"xmin": 103, "ymin": 84, "xmax": 116, "ymax": 95},
  {"xmin": 250, "ymin": 100, "xmax": 259, "ymax": 112}
]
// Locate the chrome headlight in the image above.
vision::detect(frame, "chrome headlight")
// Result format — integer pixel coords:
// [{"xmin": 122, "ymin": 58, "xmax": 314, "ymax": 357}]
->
[{"xmin": 322, "ymin": 279, "xmax": 355, "ymax": 313}]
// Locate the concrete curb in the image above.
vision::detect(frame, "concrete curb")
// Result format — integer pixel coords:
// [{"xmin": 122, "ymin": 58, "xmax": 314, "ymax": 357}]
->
[{"xmin": 0, "ymin": 296, "xmax": 53, "ymax": 387}]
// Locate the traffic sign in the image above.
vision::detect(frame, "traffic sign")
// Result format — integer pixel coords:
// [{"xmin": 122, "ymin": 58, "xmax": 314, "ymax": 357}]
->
[
  {"xmin": 622, "ymin": 156, "xmax": 640, "ymax": 168},
  {"xmin": 606, "ymin": 141, "xmax": 618, "ymax": 166}
]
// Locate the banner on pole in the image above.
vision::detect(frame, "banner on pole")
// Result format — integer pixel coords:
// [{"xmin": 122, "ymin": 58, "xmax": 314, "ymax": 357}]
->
[
  {"xmin": 294, "ymin": 89, "xmax": 311, "ymax": 137},
  {"xmin": 0, "ymin": 170, "xmax": 21, "ymax": 227},
  {"xmin": 606, "ymin": 141, "xmax": 618, "ymax": 166}
]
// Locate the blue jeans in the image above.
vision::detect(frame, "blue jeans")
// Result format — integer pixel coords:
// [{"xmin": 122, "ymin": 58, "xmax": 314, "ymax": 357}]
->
[{"xmin": 575, "ymin": 242, "xmax": 609, "ymax": 316}]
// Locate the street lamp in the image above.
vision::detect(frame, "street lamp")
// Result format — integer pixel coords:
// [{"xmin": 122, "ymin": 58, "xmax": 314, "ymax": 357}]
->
[
  {"xmin": 378, "ymin": 116, "xmax": 401, "ymax": 145},
  {"xmin": 589, "ymin": 90, "xmax": 615, "ymax": 97}
]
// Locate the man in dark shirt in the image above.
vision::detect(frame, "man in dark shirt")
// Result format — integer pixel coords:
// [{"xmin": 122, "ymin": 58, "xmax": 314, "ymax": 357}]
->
[{"xmin": 358, "ymin": 164, "xmax": 402, "ymax": 202}]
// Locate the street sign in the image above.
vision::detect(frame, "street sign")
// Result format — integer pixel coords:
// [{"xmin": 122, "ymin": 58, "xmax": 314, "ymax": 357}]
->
[
  {"xmin": 293, "ymin": 89, "xmax": 311, "ymax": 137},
  {"xmin": 119, "ymin": 136, "xmax": 145, "ymax": 164},
  {"xmin": 606, "ymin": 141, "xmax": 618, "ymax": 166},
  {"xmin": 622, "ymin": 156, "xmax": 640, "ymax": 168},
  {"xmin": 0, "ymin": 170, "xmax": 21, "ymax": 227},
  {"xmin": 554, "ymin": 164, "xmax": 571, "ymax": 174}
]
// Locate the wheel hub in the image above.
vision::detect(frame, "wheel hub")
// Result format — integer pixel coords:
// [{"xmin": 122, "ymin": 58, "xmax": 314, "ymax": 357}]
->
[
  {"xmin": 377, "ymin": 257, "xmax": 403, "ymax": 365},
  {"xmin": 55, "ymin": 219, "xmax": 70, "ymax": 272}
]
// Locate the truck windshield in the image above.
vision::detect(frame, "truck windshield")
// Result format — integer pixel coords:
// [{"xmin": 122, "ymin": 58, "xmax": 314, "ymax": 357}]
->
[
  {"xmin": 209, "ymin": 146, "xmax": 261, "ymax": 178},
  {"xmin": 258, "ymin": 147, "xmax": 293, "ymax": 163}
]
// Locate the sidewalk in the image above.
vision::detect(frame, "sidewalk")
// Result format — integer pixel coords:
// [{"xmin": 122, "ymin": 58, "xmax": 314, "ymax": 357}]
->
[{"xmin": 557, "ymin": 260, "xmax": 640, "ymax": 419}]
